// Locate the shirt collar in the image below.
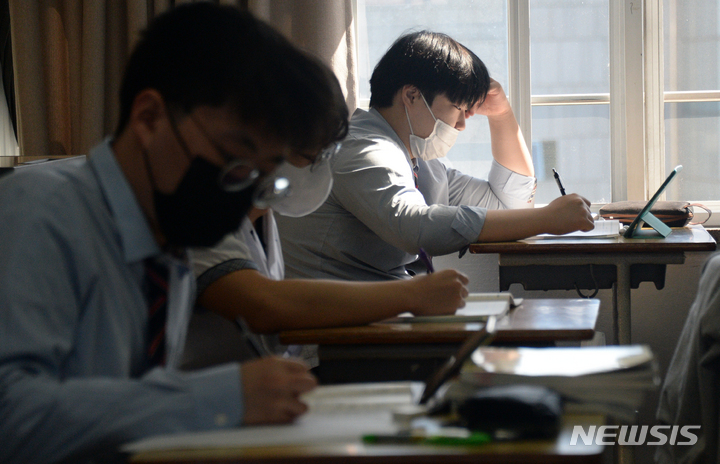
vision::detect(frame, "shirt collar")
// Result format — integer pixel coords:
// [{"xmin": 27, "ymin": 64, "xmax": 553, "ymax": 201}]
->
[
  {"xmin": 89, "ymin": 138, "xmax": 161, "ymax": 264},
  {"xmin": 362, "ymin": 108, "xmax": 414, "ymax": 164}
]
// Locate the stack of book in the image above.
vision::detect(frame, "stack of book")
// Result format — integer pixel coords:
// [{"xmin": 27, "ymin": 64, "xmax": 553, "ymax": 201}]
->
[{"xmin": 444, "ymin": 345, "xmax": 659, "ymax": 422}]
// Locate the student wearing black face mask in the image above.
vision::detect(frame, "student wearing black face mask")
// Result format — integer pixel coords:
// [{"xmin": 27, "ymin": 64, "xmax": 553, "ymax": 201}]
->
[
  {"xmin": 145, "ymin": 111, "xmax": 272, "ymax": 248},
  {"xmin": 0, "ymin": 4, "xmax": 348, "ymax": 464}
]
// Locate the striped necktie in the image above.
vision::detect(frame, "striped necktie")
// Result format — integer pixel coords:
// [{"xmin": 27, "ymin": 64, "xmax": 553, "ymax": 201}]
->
[{"xmin": 144, "ymin": 257, "xmax": 169, "ymax": 367}]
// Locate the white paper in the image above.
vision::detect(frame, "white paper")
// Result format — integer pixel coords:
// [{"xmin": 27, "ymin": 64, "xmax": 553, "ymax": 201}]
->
[
  {"xmin": 525, "ymin": 219, "xmax": 621, "ymax": 240},
  {"xmin": 122, "ymin": 382, "xmax": 419, "ymax": 454}
]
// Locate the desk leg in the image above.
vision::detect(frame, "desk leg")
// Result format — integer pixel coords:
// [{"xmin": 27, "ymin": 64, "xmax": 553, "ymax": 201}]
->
[{"xmin": 613, "ymin": 263, "xmax": 632, "ymax": 345}]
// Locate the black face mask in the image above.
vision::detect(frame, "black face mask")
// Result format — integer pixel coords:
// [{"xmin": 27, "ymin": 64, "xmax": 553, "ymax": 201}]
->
[{"xmin": 154, "ymin": 156, "xmax": 255, "ymax": 247}]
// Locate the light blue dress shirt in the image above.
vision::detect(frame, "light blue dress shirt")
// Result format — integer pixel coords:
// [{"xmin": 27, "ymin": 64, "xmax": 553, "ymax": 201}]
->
[
  {"xmin": 276, "ymin": 107, "xmax": 537, "ymax": 281},
  {"xmin": 0, "ymin": 140, "xmax": 243, "ymax": 464}
]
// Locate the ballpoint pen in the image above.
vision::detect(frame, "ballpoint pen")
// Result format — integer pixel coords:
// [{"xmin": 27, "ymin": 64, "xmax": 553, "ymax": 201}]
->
[{"xmin": 552, "ymin": 168, "xmax": 566, "ymax": 196}]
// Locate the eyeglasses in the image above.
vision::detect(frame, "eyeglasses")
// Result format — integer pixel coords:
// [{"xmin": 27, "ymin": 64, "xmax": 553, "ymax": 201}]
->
[
  {"xmin": 308, "ymin": 142, "xmax": 342, "ymax": 172},
  {"xmin": 252, "ymin": 175, "xmax": 291, "ymax": 209},
  {"xmin": 169, "ymin": 113, "xmax": 291, "ymax": 205},
  {"xmin": 216, "ymin": 157, "xmax": 292, "ymax": 208}
]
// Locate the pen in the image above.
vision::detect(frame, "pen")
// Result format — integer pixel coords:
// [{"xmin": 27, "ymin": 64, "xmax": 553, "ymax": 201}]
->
[
  {"xmin": 552, "ymin": 168, "xmax": 566, "ymax": 196},
  {"xmin": 418, "ymin": 248, "xmax": 434, "ymax": 274},
  {"xmin": 235, "ymin": 317, "xmax": 269, "ymax": 358}
]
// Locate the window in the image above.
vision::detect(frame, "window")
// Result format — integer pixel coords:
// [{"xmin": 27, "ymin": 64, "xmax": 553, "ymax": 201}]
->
[
  {"xmin": 664, "ymin": 0, "xmax": 720, "ymax": 208},
  {"xmin": 356, "ymin": 0, "xmax": 509, "ymax": 188},
  {"xmin": 355, "ymin": 0, "xmax": 720, "ymax": 225},
  {"xmin": 529, "ymin": 0, "xmax": 610, "ymax": 204}
]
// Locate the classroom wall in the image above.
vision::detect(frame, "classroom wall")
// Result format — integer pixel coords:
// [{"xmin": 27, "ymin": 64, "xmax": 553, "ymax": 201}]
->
[{"xmin": 434, "ymin": 249, "xmax": 714, "ymax": 464}]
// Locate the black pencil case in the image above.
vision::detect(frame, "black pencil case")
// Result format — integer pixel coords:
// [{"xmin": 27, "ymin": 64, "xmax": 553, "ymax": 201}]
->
[{"xmin": 455, "ymin": 385, "xmax": 563, "ymax": 440}]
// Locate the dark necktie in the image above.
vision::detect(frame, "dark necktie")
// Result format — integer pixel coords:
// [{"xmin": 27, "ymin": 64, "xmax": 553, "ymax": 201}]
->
[{"xmin": 144, "ymin": 257, "xmax": 169, "ymax": 367}]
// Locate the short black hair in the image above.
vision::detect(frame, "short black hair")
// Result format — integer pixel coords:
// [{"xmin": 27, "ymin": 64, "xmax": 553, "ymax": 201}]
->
[
  {"xmin": 117, "ymin": 3, "xmax": 348, "ymax": 154},
  {"xmin": 369, "ymin": 31, "xmax": 490, "ymax": 110}
]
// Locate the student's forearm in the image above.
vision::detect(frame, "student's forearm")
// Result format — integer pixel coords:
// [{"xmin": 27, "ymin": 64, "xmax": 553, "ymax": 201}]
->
[
  {"xmin": 199, "ymin": 271, "xmax": 421, "ymax": 333},
  {"xmin": 477, "ymin": 193, "xmax": 594, "ymax": 242},
  {"xmin": 487, "ymin": 110, "xmax": 534, "ymax": 177},
  {"xmin": 476, "ymin": 208, "xmax": 546, "ymax": 242},
  {"xmin": 247, "ymin": 278, "xmax": 423, "ymax": 332}
]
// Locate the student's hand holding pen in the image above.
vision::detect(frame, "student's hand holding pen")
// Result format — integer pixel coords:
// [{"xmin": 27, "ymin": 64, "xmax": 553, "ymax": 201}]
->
[
  {"xmin": 542, "ymin": 193, "xmax": 595, "ymax": 235},
  {"xmin": 408, "ymin": 269, "xmax": 470, "ymax": 316},
  {"xmin": 241, "ymin": 357, "xmax": 318, "ymax": 425}
]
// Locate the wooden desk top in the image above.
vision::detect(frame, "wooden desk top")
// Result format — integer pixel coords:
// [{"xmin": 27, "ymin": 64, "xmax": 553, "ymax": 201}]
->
[
  {"xmin": 468, "ymin": 224, "xmax": 716, "ymax": 255},
  {"xmin": 126, "ymin": 413, "xmax": 605, "ymax": 464},
  {"xmin": 280, "ymin": 298, "xmax": 599, "ymax": 346}
]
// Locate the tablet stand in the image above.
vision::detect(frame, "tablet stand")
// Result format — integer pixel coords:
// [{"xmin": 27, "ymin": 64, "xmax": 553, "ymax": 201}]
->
[{"xmin": 625, "ymin": 211, "xmax": 672, "ymax": 238}]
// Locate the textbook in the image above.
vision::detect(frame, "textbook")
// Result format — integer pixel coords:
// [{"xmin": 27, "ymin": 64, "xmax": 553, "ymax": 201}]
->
[
  {"xmin": 389, "ymin": 292, "xmax": 521, "ymax": 323},
  {"xmin": 444, "ymin": 345, "xmax": 659, "ymax": 421}
]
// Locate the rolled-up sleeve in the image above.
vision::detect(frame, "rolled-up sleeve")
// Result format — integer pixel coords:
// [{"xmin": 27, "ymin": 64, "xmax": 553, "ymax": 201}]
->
[
  {"xmin": 446, "ymin": 159, "xmax": 536, "ymax": 209},
  {"xmin": 191, "ymin": 230, "xmax": 259, "ymax": 297}
]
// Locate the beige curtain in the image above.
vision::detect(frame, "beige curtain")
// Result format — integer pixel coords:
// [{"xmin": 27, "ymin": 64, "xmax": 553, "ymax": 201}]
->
[
  {"xmin": 8, "ymin": 1, "xmax": 170, "ymax": 157},
  {"xmin": 249, "ymin": 0, "xmax": 358, "ymax": 115},
  {"xmin": 8, "ymin": 0, "xmax": 351, "ymax": 158}
]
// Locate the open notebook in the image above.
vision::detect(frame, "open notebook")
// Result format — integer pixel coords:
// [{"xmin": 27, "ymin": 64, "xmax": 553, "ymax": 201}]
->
[{"xmin": 122, "ymin": 318, "xmax": 499, "ymax": 455}]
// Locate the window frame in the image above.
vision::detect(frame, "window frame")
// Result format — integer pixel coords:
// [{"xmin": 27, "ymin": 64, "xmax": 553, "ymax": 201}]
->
[{"xmin": 354, "ymin": 0, "xmax": 720, "ymax": 225}]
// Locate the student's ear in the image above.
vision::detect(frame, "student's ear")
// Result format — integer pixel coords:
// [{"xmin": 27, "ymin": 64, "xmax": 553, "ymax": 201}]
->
[
  {"xmin": 400, "ymin": 85, "xmax": 421, "ymax": 108},
  {"xmin": 128, "ymin": 89, "xmax": 168, "ymax": 152}
]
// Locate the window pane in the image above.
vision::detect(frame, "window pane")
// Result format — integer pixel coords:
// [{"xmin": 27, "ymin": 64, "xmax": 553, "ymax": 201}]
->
[
  {"xmin": 664, "ymin": 0, "xmax": 720, "ymax": 91},
  {"xmin": 356, "ymin": 0, "xmax": 508, "ymax": 181},
  {"xmin": 532, "ymin": 105, "xmax": 611, "ymax": 204},
  {"xmin": 358, "ymin": 0, "xmax": 508, "ymax": 100},
  {"xmin": 665, "ymin": 102, "xmax": 720, "ymax": 201},
  {"xmin": 528, "ymin": 0, "xmax": 610, "ymax": 205},
  {"xmin": 530, "ymin": 0, "xmax": 610, "ymax": 95}
]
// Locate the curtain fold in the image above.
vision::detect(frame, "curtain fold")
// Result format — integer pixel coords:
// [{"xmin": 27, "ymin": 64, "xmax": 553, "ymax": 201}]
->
[
  {"xmin": 8, "ymin": 0, "xmax": 173, "ymax": 157},
  {"xmin": 249, "ymin": 0, "xmax": 358, "ymax": 115},
  {"xmin": 8, "ymin": 0, "xmax": 353, "ymax": 158}
]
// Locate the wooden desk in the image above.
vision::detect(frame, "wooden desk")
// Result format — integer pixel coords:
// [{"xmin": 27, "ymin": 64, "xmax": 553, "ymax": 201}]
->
[
  {"xmin": 468, "ymin": 224, "xmax": 716, "ymax": 345},
  {"xmin": 281, "ymin": 299, "xmax": 599, "ymax": 384},
  {"xmin": 125, "ymin": 413, "xmax": 606, "ymax": 464}
]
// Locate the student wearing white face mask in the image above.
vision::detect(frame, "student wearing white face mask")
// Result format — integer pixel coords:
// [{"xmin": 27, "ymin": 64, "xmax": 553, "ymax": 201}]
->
[
  {"xmin": 183, "ymin": 156, "xmax": 471, "ymax": 369},
  {"xmin": 276, "ymin": 30, "xmax": 595, "ymax": 282}
]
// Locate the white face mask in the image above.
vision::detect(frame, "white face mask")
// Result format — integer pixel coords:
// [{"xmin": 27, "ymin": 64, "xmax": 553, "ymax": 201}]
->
[
  {"xmin": 405, "ymin": 93, "xmax": 460, "ymax": 161},
  {"xmin": 270, "ymin": 160, "xmax": 333, "ymax": 217}
]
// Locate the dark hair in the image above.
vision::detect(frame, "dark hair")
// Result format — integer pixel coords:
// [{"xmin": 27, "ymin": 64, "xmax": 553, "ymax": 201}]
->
[
  {"xmin": 117, "ymin": 3, "xmax": 348, "ymax": 153},
  {"xmin": 369, "ymin": 31, "xmax": 490, "ymax": 110}
]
